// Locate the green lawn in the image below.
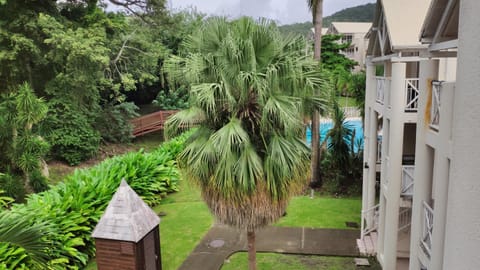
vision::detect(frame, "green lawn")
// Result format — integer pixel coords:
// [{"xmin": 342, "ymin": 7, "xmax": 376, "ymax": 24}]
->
[
  {"xmin": 337, "ymin": 96, "xmax": 358, "ymax": 108},
  {"xmin": 153, "ymin": 177, "xmax": 213, "ymax": 270},
  {"xmin": 275, "ymin": 194, "xmax": 361, "ymax": 229},
  {"xmin": 83, "ymin": 176, "xmax": 361, "ymax": 270},
  {"xmin": 222, "ymin": 253, "xmax": 380, "ymax": 270}
]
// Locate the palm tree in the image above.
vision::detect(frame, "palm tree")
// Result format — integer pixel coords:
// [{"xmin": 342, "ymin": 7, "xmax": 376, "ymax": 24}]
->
[
  {"xmin": 165, "ymin": 17, "xmax": 327, "ymax": 270},
  {"xmin": 307, "ymin": 0, "xmax": 324, "ymax": 186},
  {"xmin": 0, "ymin": 211, "xmax": 52, "ymax": 269},
  {"xmin": 326, "ymin": 101, "xmax": 353, "ymax": 167}
]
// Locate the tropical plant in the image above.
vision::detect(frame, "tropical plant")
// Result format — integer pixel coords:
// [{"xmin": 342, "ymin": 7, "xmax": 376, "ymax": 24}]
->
[
  {"xmin": 0, "ymin": 187, "xmax": 13, "ymax": 209},
  {"xmin": 326, "ymin": 101, "xmax": 353, "ymax": 167},
  {"xmin": 307, "ymin": 0, "xmax": 324, "ymax": 186},
  {"xmin": 0, "ymin": 83, "xmax": 49, "ymax": 194},
  {"xmin": 0, "ymin": 132, "xmax": 188, "ymax": 269},
  {"xmin": 348, "ymin": 71, "xmax": 366, "ymax": 121},
  {"xmin": 165, "ymin": 17, "xmax": 328, "ymax": 270},
  {"xmin": 320, "ymin": 98, "xmax": 364, "ymax": 194}
]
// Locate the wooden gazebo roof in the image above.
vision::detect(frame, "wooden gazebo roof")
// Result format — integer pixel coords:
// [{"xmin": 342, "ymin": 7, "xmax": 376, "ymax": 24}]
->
[{"xmin": 92, "ymin": 180, "xmax": 160, "ymax": 243}]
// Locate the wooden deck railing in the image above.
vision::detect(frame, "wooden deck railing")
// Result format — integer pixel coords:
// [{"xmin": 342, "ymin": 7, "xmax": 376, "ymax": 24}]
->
[{"xmin": 130, "ymin": 110, "xmax": 178, "ymax": 137}]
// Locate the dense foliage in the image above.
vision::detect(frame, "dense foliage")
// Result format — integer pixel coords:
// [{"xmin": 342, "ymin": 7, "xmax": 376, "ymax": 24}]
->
[
  {"xmin": 0, "ymin": 132, "xmax": 189, "ymax": 269},
  {"xmin": 0, "ymin": 1, "xmax": 207, "ymax": 199}
]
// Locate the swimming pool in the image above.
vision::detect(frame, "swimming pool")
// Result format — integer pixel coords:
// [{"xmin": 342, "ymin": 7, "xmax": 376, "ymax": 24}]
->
[{"xmin": 306, "ymin": 119, "xmax": 364, "ymax": 152}]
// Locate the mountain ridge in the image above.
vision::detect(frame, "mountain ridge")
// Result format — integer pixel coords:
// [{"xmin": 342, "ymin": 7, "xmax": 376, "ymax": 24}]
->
[{"xmin": 279, "ymin": 3, "xmax": 375, "ymax": 36}]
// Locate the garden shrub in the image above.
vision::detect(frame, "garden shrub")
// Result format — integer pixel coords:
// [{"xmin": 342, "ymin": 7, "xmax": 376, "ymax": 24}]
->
[
  {"xmin": 0, "ymin": 173, "xmax": 25, "ymax": 202},
  {"xmin": 0, "ymin": 132, "xmax": 188, "ymax": 269},
  {"xmin": 29, "ymin": 170, "xmax": 49, "ymax": 193},
  {"xmin": 152, "ymin": 86, "xmax": 189, "ymax": 110},
  {"xmin": 95, "ymin": 102, "xmax": 139, "ymax": 143},
  {"xmin": 43, "ymin": 103, "xmax": 101, "ymax": 165}
]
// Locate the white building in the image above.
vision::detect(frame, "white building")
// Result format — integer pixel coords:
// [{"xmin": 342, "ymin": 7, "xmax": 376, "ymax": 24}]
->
[
  {"xmin": 359, "ymin": 0, "xmax": 432, "ymax": 269},
  {"xmin": 327, "ymin": 22, "xmax": 371, "ymax": 71},
  {"xmin": 360, "ymin": 0, "xmax": 480, "ymax": 269}
]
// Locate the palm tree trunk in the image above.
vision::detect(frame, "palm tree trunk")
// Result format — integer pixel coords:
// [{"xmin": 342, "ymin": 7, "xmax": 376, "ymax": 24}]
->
[
  {"xmin": 310, "ymin": 0, "xmax": 324, "ymax": 186},
  {"xmin": 311, "ymin": 111, "xmax": 320, "ymax": 185},
  {"xmin": 247, "ymin": 230, "xmax": 256, "ymax": 270}
]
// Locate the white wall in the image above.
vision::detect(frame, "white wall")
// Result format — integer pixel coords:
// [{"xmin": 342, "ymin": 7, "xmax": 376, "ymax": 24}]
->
[{"xmin": 443, "ymin": 0, "xmax": 480, "ymax": 269}]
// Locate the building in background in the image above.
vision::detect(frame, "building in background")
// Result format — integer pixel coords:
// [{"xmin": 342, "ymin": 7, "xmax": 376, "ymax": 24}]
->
[{"xmin": 327, "ymin": 22, "xmax": 371, "ymax": 71}]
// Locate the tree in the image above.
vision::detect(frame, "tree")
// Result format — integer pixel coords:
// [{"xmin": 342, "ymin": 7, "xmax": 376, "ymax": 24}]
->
[
  {"xmin": 307, "ymin": 0, "xmax": 324, "ymax": 187},
  {"xmin": 165, "ymin": 17, "xmax": 326, "ymax": 270},
  {"xmin": 320, "ymin": 34, "xmax": 357, "ymax": 71},
  {"xmin": 0, "ymin": 83, "xmax": 49, "ymax": 194}
]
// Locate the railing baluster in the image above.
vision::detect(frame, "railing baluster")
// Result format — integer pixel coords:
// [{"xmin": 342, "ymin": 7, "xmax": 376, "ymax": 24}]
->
[
  {"xmin": 405, "ymin": 78, "xmax": 419, "ymax": 112},
  {"xmin": 421, "ymin": 201, "xmax": 434, "ymax": 257},
  {"xmin": 401, "ymin": 165, "xmax": 415, "ymax": 196},
  {"xmin": 430, "ymin": 82, "xmax": 441, "ymax": 130}
]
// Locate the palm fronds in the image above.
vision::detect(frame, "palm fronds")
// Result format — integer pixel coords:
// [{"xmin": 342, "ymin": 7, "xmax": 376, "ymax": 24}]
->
[{"xmin": 164, "ymin": 17, "xmax": 329, "ymax": 231}]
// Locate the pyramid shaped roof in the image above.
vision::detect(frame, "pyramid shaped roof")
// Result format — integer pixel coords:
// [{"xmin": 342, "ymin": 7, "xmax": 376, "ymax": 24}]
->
[{"xmin": 92, "ymin": 180, "xmax": 160, "ymax": 242}]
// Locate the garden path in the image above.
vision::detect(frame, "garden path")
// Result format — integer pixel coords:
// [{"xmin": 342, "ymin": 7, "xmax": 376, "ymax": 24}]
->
[{"xmin": 178, "ymin": 224, "xmax": 360, "ymax": 270}]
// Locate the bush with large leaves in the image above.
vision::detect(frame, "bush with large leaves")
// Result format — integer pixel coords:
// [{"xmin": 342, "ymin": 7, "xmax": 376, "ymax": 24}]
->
[{"xmin": 0, "ymin": 133, "xmax": 188, "ymax": 269}]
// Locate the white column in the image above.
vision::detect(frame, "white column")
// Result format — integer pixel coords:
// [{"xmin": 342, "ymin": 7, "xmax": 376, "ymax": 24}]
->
[
  {"xmin": 409, "ymin": 59, "xmax": 438, "ymax": 270},
  {"xmin": 367, "ymin": 111, "xmax": 378, "ymax": 223},
  {"xmin": 430, "ymin": 82, "xmax": 454, "ymax": 270},
  {"xmin": 443, "ymin": 0, "xmax": 480, "ymax": 269},
  {"xmin": 382, "ymin": 61, "xmax": 406, "ymax": 270},
  {"xmin": 362, "ymin": 61, "xmax": 377, "ymax": 233}
]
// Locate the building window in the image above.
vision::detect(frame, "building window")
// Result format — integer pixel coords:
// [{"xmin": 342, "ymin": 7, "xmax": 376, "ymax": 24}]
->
[{"xmin": 342, "ymin": 34, "xmax": 353, "ymax": 44}]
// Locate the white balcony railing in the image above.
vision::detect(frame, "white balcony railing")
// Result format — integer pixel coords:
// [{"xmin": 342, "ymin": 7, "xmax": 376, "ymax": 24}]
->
[
  {"xmin": 376, "ymin": 77, "xmax": 386, "ymax": 104},
  {"xmin": 430, "ymin": 82, "xmax": 441, "ymax": 130},
  {"xmin": 398, "ymin": 207, "xmax": 412, "ymax": 232},
  {"xmin": 361, "ymin": 204, "xmax": 380, "ymax": 239},
  {"xmin": 405, "ymin": 78, "xmax": 419, "ymax": 112},
  {"xmin": 401, "ymin": 165, "xmax": 415, "ymax": 196},
  {"xmin": 421, "ymin": 201, "xmax": 434, "ymax": 257},
  {"xmin": 342, "ymin": 107, "xmax": 361, "ymax": 118}
]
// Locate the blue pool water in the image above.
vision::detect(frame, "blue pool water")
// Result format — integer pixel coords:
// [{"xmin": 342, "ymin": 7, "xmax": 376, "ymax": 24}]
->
[{"xmin": 306, "ymin": 119, "xmax": 364, "ymax": 152}]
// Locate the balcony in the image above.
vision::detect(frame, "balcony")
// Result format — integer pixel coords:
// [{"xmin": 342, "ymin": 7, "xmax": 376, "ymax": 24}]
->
[
  {"xmin": 401, "ymin": 165, "xmax": 415, "ymax": 196},
  {"xmin": 421, "ymin": 201, "xmax": 434, "ymax": 257},
  {"xmin": 405, "ymin": 78, "xmax": 419, "ymax": 112},
  {"xmin": 430, "ymin": 82, "xmax": 441, "ymax": 131}
]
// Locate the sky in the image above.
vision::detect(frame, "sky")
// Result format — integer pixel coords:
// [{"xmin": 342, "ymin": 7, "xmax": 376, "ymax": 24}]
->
[{"xmin": 167, "ymin": 0, "xmax": 375, "ymax": 25}]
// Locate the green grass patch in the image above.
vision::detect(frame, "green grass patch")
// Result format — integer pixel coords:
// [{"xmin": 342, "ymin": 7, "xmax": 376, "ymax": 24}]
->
[
  {"xmin": 153, "ymin": 178, "xmax": 213, "ymax": 270},
  {"xmin": 337, "ymin": 96, "xmax": 357, "ymax": 108},
  {"xmin": 222, "ymin": 253, "xmax": 379, "ymax": 270},
  {"xmin": 275, "ymin": 195, "xmax": 361, "ymax": 229}
]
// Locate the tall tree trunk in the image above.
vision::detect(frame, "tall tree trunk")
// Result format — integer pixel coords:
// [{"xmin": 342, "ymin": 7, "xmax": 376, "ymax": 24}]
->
[
  {"xmin": 247, "ymin": 230, "xmax": 256, "ymax": 270},
  {"xmin": 310, "ymin": 0, "xmax": 324, "ymax": 186}
]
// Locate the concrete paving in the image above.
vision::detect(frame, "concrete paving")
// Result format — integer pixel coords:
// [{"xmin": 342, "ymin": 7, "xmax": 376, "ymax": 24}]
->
[{"xmin": 178, "ymin": 224, "xmax": 360, "ymax": 270}]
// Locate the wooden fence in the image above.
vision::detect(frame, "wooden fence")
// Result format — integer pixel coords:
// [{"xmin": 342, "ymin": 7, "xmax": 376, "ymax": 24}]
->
[{"xmin": 130, "ymin": 110, "xmax": 178, "ymax": 137}]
